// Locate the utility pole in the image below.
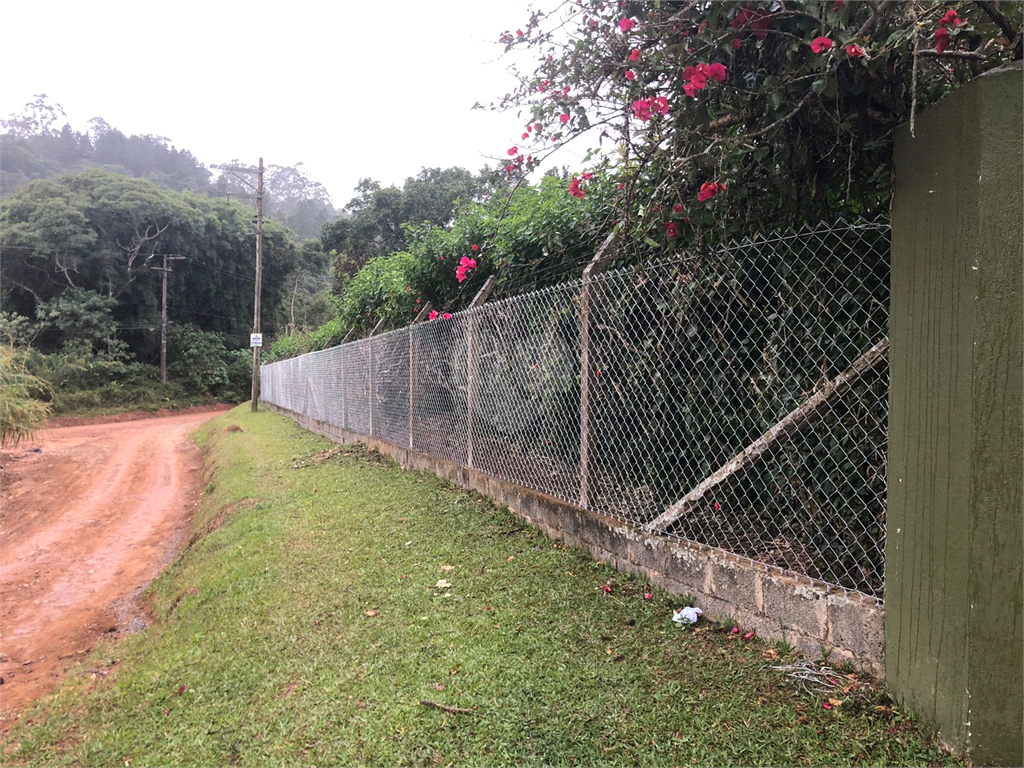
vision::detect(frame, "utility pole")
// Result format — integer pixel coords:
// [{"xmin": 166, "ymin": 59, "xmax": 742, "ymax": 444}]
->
[
  {"xmin": 153, "ymin": 254, "xmax": 186, "ymax": 383},
  {"xmin": 252, "ymin": 157, "xmax": 264, "ymax": 412},
  {"xmin": 210, "ymin": 158, "xmax": 265, "ymax": 411}
]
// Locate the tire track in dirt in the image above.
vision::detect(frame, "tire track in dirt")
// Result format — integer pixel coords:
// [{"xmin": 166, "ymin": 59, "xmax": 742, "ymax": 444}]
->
[{"xmin": 0, "ymin": 409, "xmax": 224, "ymax": 728}]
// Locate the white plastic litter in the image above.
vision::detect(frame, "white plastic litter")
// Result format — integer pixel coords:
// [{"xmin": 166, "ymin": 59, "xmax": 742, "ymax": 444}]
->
[{"xmin": 672, "ymin": 606, "xmax": 703, "ymax": 625}]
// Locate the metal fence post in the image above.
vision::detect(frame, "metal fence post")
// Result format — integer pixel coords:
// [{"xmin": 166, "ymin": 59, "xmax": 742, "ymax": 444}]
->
[
  {"xmin": 466, "ymin": 276, "xmax": 498, "ymax": 469},
  {"xmin": 579, "ymin": 231, "xmax": 618, "ymax": 508},
  {"xmin": 408, "ymin": 303, "xmax": 432, "ymax": 451}
]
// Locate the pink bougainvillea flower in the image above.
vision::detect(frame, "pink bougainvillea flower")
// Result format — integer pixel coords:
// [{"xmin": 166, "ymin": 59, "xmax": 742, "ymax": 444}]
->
[
  {"xmin": 616, "ymin": 183, "xmax": 625, "ymax": 190},
  {"xmin": 683, "ymin": 65, "xmax": 708, "ymax": 88},
  {"xmin": 601, "ymin": 584, "xmax": 613, "ymax": 593},
  {"xmin": 833, "ymin": 0, "xmax": 844, "ymax": 7},
  {"xmin": 653, "ymin": 96, "xmax": 670, "ymax": 115},
  {"xmin": 443, "ymin": 313, "xmax": 452, "ymax": 320},
  {"xmin": 619, "ymin": 17, "xmax": 635, "ymax": 32},
  {"xmin": 665, "ymin": 221, "xmax": 679, "ymax": 238},
  {"xmin": 822, "ymin": 701, "xmax": 833, "ymax": 710},
  {"xmin": 731, "ymin": 626, "xmax": 741, "ymax": 634},
  {"xmin": 810, "ymin": 36, "xmax": 834, "ymax": 54},
  {"xmin": 845, "ymin": 44, "xmax": 864, "ymax": 57},
  {"xmin": 507, "ymin": 146, "xmax": 518, "ymax": 156},
  {"xmin": 460, "ymin": 256, "xmax": 477, "ymax": 269},
  {"xmin": 733, "ymin": 37, "xmax": 743, "ymax": 50},
  {"xmin": 706, "ymin": 62, "xmax": 727, "ymax": 81},
  {"xmin": 534, "ymin": 122, "xmax": 542, "ymax": 131},
  {"xmin": 644, "ymin": 592, "xmax": 653, "ymax": 600},
  {"xmin": 934, "ymin": 26, "xmax": 951, "ymax": 52},
  {"xmin": 560, "ymin": 113, "xmax": 570, "ymax": 124},
  {"xmin": 471, "ymin": 244, "xmax": 479, "ymax": 251},
  {"xmin": 629, "ymin": 48, "xmax": 642, "ymax": 61},
  {"xmin": 428, "ymin": 310, "xmax": 439, "ymax": 321},
  {"xmin": 625, "ymin": 69, "xmax": 636, "ymax": 81},
  {"xmin": 516, "ymin": 28, "xmax": 523, "ymax": 37},
  {"xmin": 714, "ymin": 501, "xmax": 720, "ymax": 510},
  {"xmin": 632, "ymin": 98, "xmax": 653, "ymax": 121},
  {"xmin": 743, "ymin": 630, "xmax": 756, "ymax": 640},
  {"xmin": 582, "ymin": 172, "xmax": 593, "ymax": 180},
  {"xmin": 568, "ymin": 176, "xmax": 586, "ymax": 199},
  {"xmin": 521, "ymin": 132, "xmax": 529, "ymax": 140},
  {"xmin": 504, "ymin": 164, "xmax": 515, "ymax": 173},
  {"xmin": 673, "ymin": 204, "xmax": 683, "ymax": 213},
  {"xmin": 939, "ymin": 9, "xmax": 959, "ymax": 27},
  {"xmin": 684, "ymin": 81, "xmax": 702, "ymax": 98},
  {"xmin": 698, "ymin": 181, "xmax": 726, "ymax": 201}
]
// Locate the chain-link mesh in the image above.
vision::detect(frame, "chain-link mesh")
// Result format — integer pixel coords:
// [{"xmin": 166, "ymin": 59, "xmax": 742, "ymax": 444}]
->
[{"xmin": 262, "ymin": 220, "xmax": 890, "ymax": 600}]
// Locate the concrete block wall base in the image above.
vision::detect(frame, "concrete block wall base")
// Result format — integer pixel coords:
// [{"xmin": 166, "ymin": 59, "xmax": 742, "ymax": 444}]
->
[{"xmin": 269, "ymin": 405, "xmax": 884, "ymax": 676}]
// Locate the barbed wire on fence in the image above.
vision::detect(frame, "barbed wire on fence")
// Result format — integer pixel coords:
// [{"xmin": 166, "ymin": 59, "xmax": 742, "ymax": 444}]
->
[{"xmin": 262, "ymin": 219, "xmax": 890, "ymax": 602}]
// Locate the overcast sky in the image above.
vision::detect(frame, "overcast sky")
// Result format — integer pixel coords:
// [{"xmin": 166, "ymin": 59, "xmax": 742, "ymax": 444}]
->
[{"xmin": 1, "ymin": 0, "xmax": 588, "ymax": 206}]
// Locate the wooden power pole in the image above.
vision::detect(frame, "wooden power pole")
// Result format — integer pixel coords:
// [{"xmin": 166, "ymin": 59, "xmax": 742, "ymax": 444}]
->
[
  {"xmin": 210, "ymin": 158, "xmax": 265, "ymax": 411},
  {"xmin": 251, "ymin": 157, "xmax": 264, "ymax": 412},
  {"xmin": 154, "ymin": 254, "xmax": 185, "ymax": 383}
]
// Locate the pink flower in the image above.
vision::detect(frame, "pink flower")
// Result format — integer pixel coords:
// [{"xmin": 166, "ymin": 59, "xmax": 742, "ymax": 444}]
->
[
  {"xmin": 833, "ymin": 0, "xmax": 844, "ymax": 7},
  {"xmin": 631, "ymin": 98, "xmax": 653, "ymax": 121},
  {"xmin": 733, "ymin": 37, "xmax": 743, "ymax": 51},
  {"xmin": 810, "ymin": 36, "xmax": 833, "ymax": 54},
  {"xmin": 538, "ymin": 80, "xmax": 549, "ymax": 92},
  {"xmin": 644, "ymin": 592, "xmax": 653, "ymax": 600},
  {"xmin": 939, "ymin": 9, "xmax": 959, "ymax": 27},
  {"xmin": 428, "ymin": 310, "xmax": 439, "ymax": 321},
  {"xmin": 934, "ymin": 26, "xmax": 950, "ymax": 52},
  {"xmin": 534, "ymin": 122, "xmax": 542, "ymax": 131},
  {"xmin": 731, "ymin": 626, "xmax": 740, "ymax": 634},
  {"xmin": 743, "ymin": 630, "xmax": 755, "ymax": 640},
  {"xmin": 665, "ymin": 221, "xmax": 679, "ymax": 238},
  {"xmin": 698, "ymin": 180, "xmax": 726, "ymax": 201},
  {"xmin": 625, "ymin": 70, "xmax": 636, "ymax": 81},
  {"xmin": 505, "ymin": 165, "xmax": 515, "ymax": 173},
  {"xmin": 684, "ymin": 81, "xmax": 702, "ymax": 98},
  {"xmin": 653, "ymin": 96, "xmax": 670, "ymax": 115},
  {"xmin": 471, "ymin": 244, "xmax": 479, "ymax": 251},
  {"xmin": 822, "ymin": 701, "xmax": 833, "ymax": 710},
  {"xmin": 521, "ymin": 132, "xmax": 529, "ymax": 140},
  {"xmin": 619, "ymin": 17, "xmax": 635, "ymax": 33},
  {"xmin": 582, "ymin": 172, "xmax": 593, "ymax": 180},
  {"xmin": 629, "ymin": 49, "xmax": 641, "ymax": 61},
  {"xmin": 601, "ymin": 584, "xmax": 613, "ymax": 593},
  {"xmin": 443, "ymin": 313, "xmax": 452, "ymax": 320},
  {"xmin": 459, "ymin": 256, "xmax": 477, "ymax": 269},
  {"xmin": 516, "ymin": 28, "xmax": 523, "ymax": 37},
  {"xmin": 706, "ymin": 62, "xmax": 727, "ymax": 81},
  {"xmin": 569, "ymin": 176, "xmax": 586, "ymax": 199},
  {"xmin": 560, "ymin": 113, "xmax": 570, "ymax": 124},
  {"xmin": 673, "ymin": 204, "xmax": 683, "ymax": 213},
  {"xmin": 845, "ymin": 44, "xmax": 864, "ymax": 57}
]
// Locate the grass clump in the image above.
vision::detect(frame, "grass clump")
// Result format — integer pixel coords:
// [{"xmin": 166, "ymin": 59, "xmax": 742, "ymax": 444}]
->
[{"xmin": 4, "ymin": 406, "xmax": 958, "ymax": 767}]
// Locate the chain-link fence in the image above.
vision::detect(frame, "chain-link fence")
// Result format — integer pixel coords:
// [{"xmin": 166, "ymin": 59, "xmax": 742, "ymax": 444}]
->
[{"xmin": 262, "ymin": 220, "xmax": 890, "ymax": 601}]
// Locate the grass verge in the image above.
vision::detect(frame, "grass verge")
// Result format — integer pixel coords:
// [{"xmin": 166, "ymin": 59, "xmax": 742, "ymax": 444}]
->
[{"xmin": 3, "ymin": 406, "xmax": 957, "ymax": 767}]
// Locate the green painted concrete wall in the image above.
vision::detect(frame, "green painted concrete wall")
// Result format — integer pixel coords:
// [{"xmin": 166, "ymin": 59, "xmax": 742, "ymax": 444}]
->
[{"xmin": 888, "ymin": 61, "xmax": 1023, "ymax": 765}]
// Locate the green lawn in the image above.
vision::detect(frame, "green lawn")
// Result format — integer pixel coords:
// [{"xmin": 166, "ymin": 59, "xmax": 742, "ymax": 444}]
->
[{"xmin": 3, "ymin": 406, "xmax": 957, "ymax": 767}]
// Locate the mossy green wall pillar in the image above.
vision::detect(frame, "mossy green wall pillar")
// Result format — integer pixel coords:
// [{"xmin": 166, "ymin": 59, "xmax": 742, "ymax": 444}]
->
[{"xmin": 888, "ymin": 61, "xmax": 1023, "ymax": 765}]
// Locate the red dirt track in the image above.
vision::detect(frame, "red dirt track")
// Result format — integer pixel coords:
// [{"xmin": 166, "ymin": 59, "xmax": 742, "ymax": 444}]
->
[{"xmin": 0, "ymin": 407, "xmax": 228, "ymax": 730}]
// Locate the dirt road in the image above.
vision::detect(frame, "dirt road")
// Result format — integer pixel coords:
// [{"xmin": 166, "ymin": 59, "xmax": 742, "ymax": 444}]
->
[{"xmin": 0, "ymin": 408, "xmax": 227, "ymax": 728}]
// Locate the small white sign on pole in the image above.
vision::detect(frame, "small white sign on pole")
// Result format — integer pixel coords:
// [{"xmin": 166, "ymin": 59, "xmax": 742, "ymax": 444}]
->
[{"xmin": 250, "ymin": 333, "xmax": 263, "ymax": 347}]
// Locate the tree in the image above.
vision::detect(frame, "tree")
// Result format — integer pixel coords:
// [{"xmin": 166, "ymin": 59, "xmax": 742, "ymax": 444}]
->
[
  {"xmin": 322, "ymin": 167, "xmax": 486, "ymax": 284},
  {"xmin": 1, "ymin": 169, "xmax": 302, "ymax": 360}
]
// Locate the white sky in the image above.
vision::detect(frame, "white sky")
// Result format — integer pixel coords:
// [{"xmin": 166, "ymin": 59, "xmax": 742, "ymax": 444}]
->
[{"xmin": 1, "ymin": 0, "xmax": 591, "ymax": 207}]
